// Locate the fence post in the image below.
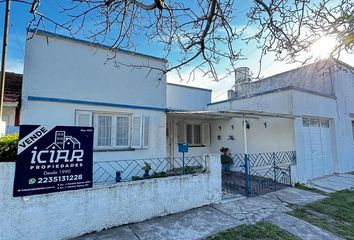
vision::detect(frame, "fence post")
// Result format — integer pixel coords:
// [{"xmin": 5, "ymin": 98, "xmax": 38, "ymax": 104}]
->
[
  {"xmin": 244, "ymin": 153, "xmax": 251, "ymax": 197},
  {"xmin": 273, "ymin": 152, "xmax": 277, "ymax": 190}
]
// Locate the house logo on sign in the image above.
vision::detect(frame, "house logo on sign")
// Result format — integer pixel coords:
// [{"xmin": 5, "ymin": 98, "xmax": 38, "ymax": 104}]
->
[
  {"xmin": 47, "ymin": 131, "xmax": 81, "ymax": 150},
  {"xmin": 29, "ymin": 130, "xmax": 84, "ymax": 168}
]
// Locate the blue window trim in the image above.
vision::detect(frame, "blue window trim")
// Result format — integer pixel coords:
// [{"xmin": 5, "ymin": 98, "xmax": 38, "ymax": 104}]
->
[{"xmin": 28, "ymin": 96, "xmax": 168, "ymax": 112}]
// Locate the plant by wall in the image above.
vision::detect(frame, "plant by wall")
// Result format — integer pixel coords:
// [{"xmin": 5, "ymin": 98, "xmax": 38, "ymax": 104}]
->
[{"xmin": 0, "ymin": 133, "xmax": 19, "ymax": 162}]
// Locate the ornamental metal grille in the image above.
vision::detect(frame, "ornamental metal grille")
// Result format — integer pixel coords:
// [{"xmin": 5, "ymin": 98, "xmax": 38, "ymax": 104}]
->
[
  {"xmin": 223, "ymin": 151, "xmax": 296, "ymax": 197},
  {"xmin": 93, "ymin": 155, "xmax": 208, "ymax": 184}
]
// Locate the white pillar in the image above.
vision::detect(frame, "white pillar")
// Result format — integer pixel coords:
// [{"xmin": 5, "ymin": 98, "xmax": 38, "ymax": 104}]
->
[
  {"xmin": 0, "ymin": 119, "xmax": 6, "ymax": 137},
  {"xmin": 243, "ymin": 115, "xmax": 248, "ymax": 154}
]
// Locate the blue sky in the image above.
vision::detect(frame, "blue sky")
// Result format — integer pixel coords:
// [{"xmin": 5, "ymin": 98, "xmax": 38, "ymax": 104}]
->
[{"xmin": 0, "ymin": 1, "xmax": 352, "ymax": 101}]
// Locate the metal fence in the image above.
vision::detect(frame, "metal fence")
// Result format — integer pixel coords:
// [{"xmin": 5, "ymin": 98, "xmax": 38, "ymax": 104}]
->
[
  {"xmin": 223, "ymin": 151, "xmax": 296, "ymax": 197},
  {"xmin": 93, "ymin": 155, "xmax": 208, "ymax": 184}
]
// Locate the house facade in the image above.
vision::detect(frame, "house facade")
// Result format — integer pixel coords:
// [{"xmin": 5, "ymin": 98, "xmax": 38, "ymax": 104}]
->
[
  {"xmin": 1, "ymin": 72, "xmax": 22, "ymax": 134},
  {"xmin": 21, "ymin": 30, "xmax": 168, "ymax": 165},
  {"xmin": 20, "ymin": 30, "xmax": 354, "ymax": 186},
  {"xmin": 208, "ymin": 61, "xmax": 354, "ymax": 182}
]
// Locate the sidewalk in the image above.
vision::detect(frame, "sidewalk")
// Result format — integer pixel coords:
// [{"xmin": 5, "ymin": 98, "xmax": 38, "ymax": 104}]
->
[{"xmin": 73, "ymin": 187, "xmax": 327, "ymax": 240}]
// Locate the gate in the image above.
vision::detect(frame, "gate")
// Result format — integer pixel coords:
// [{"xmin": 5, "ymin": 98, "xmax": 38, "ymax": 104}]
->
[{"xmin": 222, "ymin": 151, "xmax": 296, "ymax": 198}]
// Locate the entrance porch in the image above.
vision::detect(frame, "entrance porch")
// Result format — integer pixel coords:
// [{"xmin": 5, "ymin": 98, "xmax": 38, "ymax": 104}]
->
[{"xmin": 167, "ymin": 110, "xmax": 297, "ymax": 197}]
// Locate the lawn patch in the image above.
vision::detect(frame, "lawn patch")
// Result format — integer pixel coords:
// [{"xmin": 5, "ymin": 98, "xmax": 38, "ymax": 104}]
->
[
  {"xmin": 294, "ymin": 182, "xmax": 327, "ymax": 195},
  {"xmin": 205, "ymin": 221, "xmax": 300, "ymax": 240},
  {"xmin": 289, "ymin": 190, "xmax": 354, "ymax": 239}
]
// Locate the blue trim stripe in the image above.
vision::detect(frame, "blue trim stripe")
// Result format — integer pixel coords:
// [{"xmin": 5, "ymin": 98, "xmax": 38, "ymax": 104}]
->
[{"xmin": 28, "ymin": 96, "xmax": 168, "ymax": 112}]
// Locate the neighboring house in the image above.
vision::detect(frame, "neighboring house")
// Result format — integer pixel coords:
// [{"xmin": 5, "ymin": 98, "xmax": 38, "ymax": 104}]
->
[
  {"xmin": 208, "ymin": 60, "xmax": 354, "ymax": 182},
  {"xmin": 20, "ymin": 29, "xmax": 354, "ymax": 185},
  {"xmin": 2, "ymin": 72, "xmax": 22, "ymax": 134}
]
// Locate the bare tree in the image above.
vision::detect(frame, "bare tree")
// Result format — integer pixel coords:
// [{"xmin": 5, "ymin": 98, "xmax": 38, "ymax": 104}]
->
[{"xmin": 17, "ymin": 0, "xmax": 354, "ymax": 80}]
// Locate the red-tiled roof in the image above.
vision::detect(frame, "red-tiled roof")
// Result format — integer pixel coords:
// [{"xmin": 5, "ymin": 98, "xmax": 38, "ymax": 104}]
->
[{"xmin": 3, "ymin": 72, "xmax": 22, "ymax": 103}]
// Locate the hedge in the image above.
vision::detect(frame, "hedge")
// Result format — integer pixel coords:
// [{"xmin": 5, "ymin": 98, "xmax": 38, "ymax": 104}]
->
[{"xmin": 0, "ymin": 133, "xmax": 18, "ymax": 162}]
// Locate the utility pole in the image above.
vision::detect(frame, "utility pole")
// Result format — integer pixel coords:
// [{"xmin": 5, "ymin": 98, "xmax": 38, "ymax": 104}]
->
[{"xmin": 0, "ymin": 0, "xmax": 11, "ymax": 120}]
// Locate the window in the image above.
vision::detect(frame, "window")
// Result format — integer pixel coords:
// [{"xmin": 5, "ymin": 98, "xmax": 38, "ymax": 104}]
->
[
  {"xmin": 116, "ymin": 116, "xmax": 129, "ymax": 146},
  {"xmin": 186, "ymin": 124, "xmax": 202, "ymax": 145},
  {"xmin": 177, "ymin": 122, "xmax": 210, "ymax": 146},
  {"xmin": 303, "ymin": 117, "xmax": 329, "ymax": 128},
  {"xmin": 97, "ymin": 115, "xmax": 112, "ymax": 146},
  {"xmin": 76, "ymin": 110, "xmax": 149, "ymax": 150}
]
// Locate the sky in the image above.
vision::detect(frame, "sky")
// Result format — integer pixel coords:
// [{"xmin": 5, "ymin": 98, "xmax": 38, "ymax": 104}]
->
[{"xmin": 0, "ymin": 0, "xmax": 353, "ymax": 102}]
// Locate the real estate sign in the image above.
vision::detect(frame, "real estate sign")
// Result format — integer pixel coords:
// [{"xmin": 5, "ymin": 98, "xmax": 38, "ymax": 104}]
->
[{"xmin": 13, "ymin": 125, "xmax": 94, "ymax": 197}]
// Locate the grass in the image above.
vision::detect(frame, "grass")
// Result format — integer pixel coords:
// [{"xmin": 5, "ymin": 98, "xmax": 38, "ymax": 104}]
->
[
  {"xmin": 294, "ymin": 182, "xmax": 327, "ymax": 195},
  {"xmin": 289, "ymin": 190, "xmax": 354, "ymax": 239},
  {"xmin": 205, "ymin": 221, "xmax": 300, "ymax": 240}
]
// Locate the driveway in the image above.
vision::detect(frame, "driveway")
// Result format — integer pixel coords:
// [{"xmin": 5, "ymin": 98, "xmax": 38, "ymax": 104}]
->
[{"xmin": 308, "ymin": 173, "xmax": 354, "ymax": 193}]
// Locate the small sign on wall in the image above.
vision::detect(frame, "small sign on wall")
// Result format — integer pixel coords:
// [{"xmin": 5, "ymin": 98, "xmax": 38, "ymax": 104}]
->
[{"xmin": 13, "ymin": 125, "xmax": 94, "ymax": 197}]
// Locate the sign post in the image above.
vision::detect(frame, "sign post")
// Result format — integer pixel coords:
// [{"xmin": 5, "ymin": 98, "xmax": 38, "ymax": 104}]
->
[
  {"xmin": 13, "ymin": 125, "xmax": 94, "ymax": 197},
  {"xmin": 178, "ymin": 143, "xmax": 188, "ymax": 175}
]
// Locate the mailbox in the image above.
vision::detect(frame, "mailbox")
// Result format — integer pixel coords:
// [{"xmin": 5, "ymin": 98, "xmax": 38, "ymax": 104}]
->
[{"xmin": 178, "ymin": 143, "xmax": 189, "ymax": 153}]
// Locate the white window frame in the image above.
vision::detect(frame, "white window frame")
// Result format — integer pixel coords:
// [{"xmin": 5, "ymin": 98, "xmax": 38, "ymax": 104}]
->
[
  {"xmin": 185, "ymin": 123, "xmax": 202, "ymax": 146},
  {"xmin": 75, "ymin": 110, "xmax": 151, "ymax": 150},
  {"xmin": 75, "ymin": 110, "xmax": 93, "ymax": 127},
  {"xmin": 93, "ymin": 112, "xmax": 131, "ymax": 150}
]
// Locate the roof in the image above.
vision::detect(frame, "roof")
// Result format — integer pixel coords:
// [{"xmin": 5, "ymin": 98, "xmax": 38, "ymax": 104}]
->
[
  {"xmin": 167, "ymin": 110, "xmax": 298, "ymax": 120},
  {"xmin": 3, "ymin": 72, "xmax": 22, "ymax": 103},
  {"xmin": 28, "ymin": 29, "xmax": 167, "ymax": 63},
  {"xmin": 167, "ymin": 83, "xmax": 212, "ymax": 92},
  {"xmin": 248, "ymin": 59, "xmax": 352, "ymax": 85}
]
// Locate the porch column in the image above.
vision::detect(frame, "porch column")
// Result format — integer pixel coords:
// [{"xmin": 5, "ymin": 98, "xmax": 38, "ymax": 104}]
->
[{"xmin": 243, "ymin": 114, "xmax": 251, "ymax": 196}]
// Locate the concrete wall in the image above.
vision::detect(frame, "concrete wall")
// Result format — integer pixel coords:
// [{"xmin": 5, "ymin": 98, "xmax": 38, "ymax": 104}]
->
[
  {"xmin": 332, "ymin": 67, "xmax": 354, "ymax": 173},
  {"xmin": 167, "ymin": 83, "xmax": 212, "ymax": 110},
  {"xmin": 22, "ymin": 32, "xmax": 166, "ymax": 110},
  {"xmin": 21, "ymin": 31, "xmax": 168, "ymax": 161},
  {"xmin": 234, "ymin": 61, "xmax": 334, "ymax": 98},
  {"xmin": 208, "ymin": 90, "xmax": 294, "ymax": 115},
  {"xmin": 21, "ymin": 101, "xmax": 167, "ymax": 161},
  {"xmin": 209, "ymin": 117, "xmax": 295, "ymax": 154},
  {"xmin": 0, "ymin": 155, "xmax": 221, "ymax": 240}
]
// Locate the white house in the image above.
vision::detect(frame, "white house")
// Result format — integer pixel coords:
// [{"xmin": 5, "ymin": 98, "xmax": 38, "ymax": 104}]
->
[
  {"xmin": 20, "ymin": 29, "xmax": 354, "ymax": 186},
  {"xmin": 21, "ymin": 30, "xmax": 168, "ymax": 164},
  {"xmin": 1, "ymin": 72, "xmax": 22, "ymax": 134},
  {"xmin": 208, "ymin": 60, "xmax": 354, "ymax": 183}
]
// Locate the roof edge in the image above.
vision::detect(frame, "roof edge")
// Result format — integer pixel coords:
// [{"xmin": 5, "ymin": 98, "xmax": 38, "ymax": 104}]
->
[
  {"xmin": 208, "ymin": 86, "xmax": 336, "ymax": 106},
  {"xmin": 167, "ymin": 82, "xmax": 212, "ymax": 92},
  {"xmin": 28, "ymin": 29, "xmax": 168, "ymax": 63}
]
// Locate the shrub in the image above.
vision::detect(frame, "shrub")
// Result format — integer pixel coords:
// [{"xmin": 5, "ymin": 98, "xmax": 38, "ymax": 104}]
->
[
  {"xmin": 221, "ymin": 154, "xmax": 234, "ymax": 164},
  {"xmin": 0, "ymin": 133, "xmax": 19, "ymax": 162}
]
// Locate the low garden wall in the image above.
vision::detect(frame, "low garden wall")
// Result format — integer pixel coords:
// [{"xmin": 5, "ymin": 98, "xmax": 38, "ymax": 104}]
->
[{"xmin": 0, "ymin": 154, "xmax": 221, "ymax": 240}]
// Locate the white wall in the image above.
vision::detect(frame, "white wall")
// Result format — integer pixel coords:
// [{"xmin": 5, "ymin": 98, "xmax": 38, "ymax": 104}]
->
[
  {"xmin": 234, "ymin": 60, "xmax": 334, "ymax": 98},
  {"xmin": 167, "ymin": 83, "xmax": 211, "ymax": 110},
  {"xmin": 2, "ymin": 106, "xmax": 16, "ymax": 126},
  {"xmin": 332, "ymin": 68, "xmax": 354, "ymax": 173},
  {"xmin": 208, "ymin": 90, "xmax": 294, "ymax": 114},
  {"xmin": 21, "ymin": 31, "xmax": 168, "ymax": 161},
  {"xmin": 22, "ymin": 32, "xmax": 166, "ymax": 109},
  {"xmin": 209, "ymin": 117, "xmax": 295, "ymax": 154},
  {"xmin": 21, "ymin": 101, "xmax": 167, "ymax": 161},
  {"xmin": 0, "ymin": 156, "xmax": 221, "ymax": 240}
]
